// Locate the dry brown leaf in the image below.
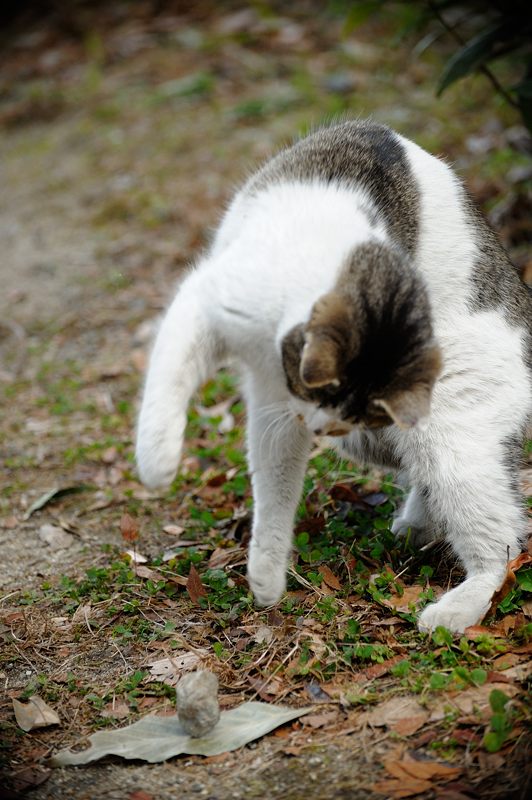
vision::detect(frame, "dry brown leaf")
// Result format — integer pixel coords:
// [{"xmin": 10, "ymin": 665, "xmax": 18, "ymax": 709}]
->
[
  {"xmin": 13, "ymin": 696, "xmax": 60, "ymax": 731},
  {"xmin": 135, "ymin": 565, "xmax": 166, "ymax": 583},
  {"xmin": 498, "ymin": 659, "xmax": 532, "ymax": 682},
  {"xmin": 247, "ymin": 675, "xmax": 283, "ymax": 699},
  {"xmin": 10, "ymin": 766, "xmax": 51, "ymax": 793},
  {"xmin": 381, "ymin": 584, "xmax": 426, "ymax": 614},
  {"xmin": 71, "ymin": 603, "xmax": 92, "ymax": 625},
  {"xmin": 429, "ymin": 682, "xmax": 519, "ymax": 722},
  {"xmin": 391, "ymin": 714, "xmax": 429, "ymax": 737},
  {"xmin": 363, "ymin": 655, "xmax": 404, "ymax": 681},
  {"xmin": 186, "ymin": 564, "xmax": 207, "ymax": 604},
  {"xmin": 318, "ymin": 565, "xmax": 342, "ymax": 590},
  {"xmin": 371, "ymin": 778, "xmax": 432, "ymax": 798},
  {"xmin": 146, "ymin": 652, "xmax": 205, "ymax": 684},
  {"xmin": 208, "ymin": 546, "xmax": 246, "ymax": 569},
  {"xmin": 101, "ymin": 701, "xmax": 131, "ymax": 720},
  {"xmin": 253, "ymin": 625, "xmax": 274, "ymax": 645},
  {"xmin": 464, "ymin": 623, "xmax": 506, "ymax": 639},
  {"xmin": 303, "ymin": 711, "xmax": 339, "ymax": 729},
  {"xmin": 398, "ymin": 753, "xmax": 461, "ymax": 781},
  {"xmin": 364, "ymin": 696, "xmax": 429, "ymax": 730},
  {"xmin": 120, "ymin": 513, "xmax": 139, "ymax": 544},
  {"xmin": 485, "ymin": 551, "xmax": 532, "ymax": 617},
  {"xmin": 491, "ymin": 652, "xmax": 522, "ymax": 671}
]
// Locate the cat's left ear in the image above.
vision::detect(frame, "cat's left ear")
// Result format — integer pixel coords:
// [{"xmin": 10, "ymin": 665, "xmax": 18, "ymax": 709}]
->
[{"xmin": 373, "ymin": 345, "xmax": 442, "ymax": 429}]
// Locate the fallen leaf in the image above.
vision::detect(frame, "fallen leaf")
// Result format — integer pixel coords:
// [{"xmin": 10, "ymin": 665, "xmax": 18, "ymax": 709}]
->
[
  {"xmin": 499, "ymin": 659, "xmax": 532, "ymax": 682},
  {"xmin": 485, "ymin": 552, "xmax": 532, "ymax": 617},
  {"xmin": 363, "ymin": 655, "xmax": 404, "ymax": 680},
  {"xmin": 124, "ymin": 549, "xmax": 148, "ymax": 564},
  {"xmin": 162, "ymin": 524, "xmax": 185, "ymax": 536},
  {"xmin": 38, "ymin": 523, "xmax": 73, "ymax": 550},
  {"xmin": 208, "ymin": 546, "xmax": 246, "ymax": 569},
  {"xmin": 128, "ymin": 792, "xmax": 154, "ymax": 800},
  {"xmin": 398, "ymin": 753, "xmax": 461, "ymax": 781},
  {"xmin": 318, "ymin": 565, "xmax": 342, "ymax": 590},
  {"xmin": 101, "ymin": 701, "xmax": 131, "ymax": 720},
  {"xmin": 121, "ymin": 513, "xmax": 139, "ymax": 544},
  {"xmin": 247, "ymin": 675, "xmax": 283, "ymax": 699},
  {"xmin": 363, "ymin": 696, "xmax": 429, "ymax": 730},
  {"xmin": 330, "ymin": 483, "xmax": 368, "ymax": 504},
  {"xmin": 371, "ymin": 778, "xmax": 432, "ymax": 798},
  {"xmin": 464, "ymin": 624, "xmax": 506, "ymax": 639},
  {"xmin": 429, "ymin": 682, "xmax": 519, "ymax": 722},
  {"xmin": 521, "ymin": 599, "xmax": 532, "ymax": 617},
  {"xmin": 10, "ymin": 766, "xmax": 51, "ymax": 793},
  {"xmin": 253, "ymin": 625, "xmax": 274, "ymax": 645},
  {"xmin": 71, "ymin": 603, "xmax": 92, "ymax": 625},
  {"xmin": 186, "ymin": 565, "xmax": 207, "ymax": 604},
  {"xmin": 13, "ymin": 696, "xmax": 60, "ymax": 731},
  {"xmin": 51, "ymin": 703, "xmax": 313, "ymax": 765},
  {"xmin": 146, "ymin": 652, "xmax": 205, "ymax": 684},
  {"xmin": 135, "ymin": 565, "xmax": 166, "ymax": 582},
  {"xmin": 391, "ymin": 715, "xmax": 429, "ymax": 737},
  {"xmin": 491, "ymin": 653, "xmax": 521, "ymax": 671},
  {"xmin": 303, "ymin": 711, "xmax": 338, "ymax": 729},
  {"xmin": 381, "ymin": 585, "xmax": 426, "ymax": 614}
]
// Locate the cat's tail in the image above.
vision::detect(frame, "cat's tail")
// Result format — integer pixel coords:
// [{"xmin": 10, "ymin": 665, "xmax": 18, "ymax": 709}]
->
[{"xmin": 136, "ymin": 270, "xmax": 222, "ymax": 489}]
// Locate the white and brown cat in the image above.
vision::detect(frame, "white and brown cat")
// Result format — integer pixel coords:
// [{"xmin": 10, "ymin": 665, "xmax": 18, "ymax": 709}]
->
[{"xmin": 136, "ymin": 120, "xmax": 531, "ymax": 633}]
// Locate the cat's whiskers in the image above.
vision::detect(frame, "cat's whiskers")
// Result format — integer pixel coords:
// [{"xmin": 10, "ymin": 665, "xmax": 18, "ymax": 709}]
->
[
  {"xmin": 258, "ymin": 408, "xmax": 292, "ymax": 463},
  {"xmin": 269, "ymin": 410, "xmax": 297, "ymax": 462}
]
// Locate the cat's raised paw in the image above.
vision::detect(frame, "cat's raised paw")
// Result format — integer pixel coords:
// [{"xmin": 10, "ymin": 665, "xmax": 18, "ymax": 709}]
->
[{"xmin": 136, "ymin": 414, "xmax": 186, "ymax": 489}]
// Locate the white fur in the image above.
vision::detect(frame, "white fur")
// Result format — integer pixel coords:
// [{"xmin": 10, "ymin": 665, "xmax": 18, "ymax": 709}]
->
[{"xmin": 136, "ymin": 140, "xmax": 531, "ymax": 633}]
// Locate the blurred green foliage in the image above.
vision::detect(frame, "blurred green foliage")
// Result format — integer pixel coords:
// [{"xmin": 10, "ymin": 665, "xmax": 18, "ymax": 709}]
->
[{"xmin": 333, "ymin": 0, "xmax": 532, "ymax": 130}]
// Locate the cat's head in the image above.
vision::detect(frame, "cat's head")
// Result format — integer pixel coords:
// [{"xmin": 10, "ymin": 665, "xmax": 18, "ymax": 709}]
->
[{"xmin": 281, "ymin": 244, "xmax": 442, "ymax": 435}]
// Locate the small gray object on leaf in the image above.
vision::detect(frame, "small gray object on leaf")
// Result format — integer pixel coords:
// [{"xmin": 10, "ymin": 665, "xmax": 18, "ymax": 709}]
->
[{"xmin": 175, "ymin": 670, "xmax": 220, "ymax": 737}]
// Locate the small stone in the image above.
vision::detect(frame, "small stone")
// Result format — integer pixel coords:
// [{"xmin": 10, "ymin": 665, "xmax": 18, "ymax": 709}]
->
[{"xmin": 175, "ymin": 670, "xmax": 220, "ymax": 737}]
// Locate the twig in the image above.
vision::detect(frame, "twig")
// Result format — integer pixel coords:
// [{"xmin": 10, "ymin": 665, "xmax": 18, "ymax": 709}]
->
[{"xmin": 394, "ymin": 536, "xmax": 441, "ymax": 581}]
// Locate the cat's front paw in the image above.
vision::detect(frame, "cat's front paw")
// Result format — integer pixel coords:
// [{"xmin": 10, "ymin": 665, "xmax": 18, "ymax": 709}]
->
[
  {"xmin": 417, "ymin": 575, "xmax": 497, "ymax": 634},
  {"xmin": 247, "ymin": 547, "xmax": 287, "ymax": 607}
]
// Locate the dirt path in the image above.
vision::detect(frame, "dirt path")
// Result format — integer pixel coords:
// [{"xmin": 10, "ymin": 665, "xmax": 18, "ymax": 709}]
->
[{"xmin": 1, "ymin": 5, "xmax": 530, "ymax": 799}]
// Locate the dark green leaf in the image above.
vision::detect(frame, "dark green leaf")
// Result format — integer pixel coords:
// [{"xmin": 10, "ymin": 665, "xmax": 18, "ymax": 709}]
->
[{"xmin": 437, "ymin": 22, "xmax": 508, "ymax": 95}]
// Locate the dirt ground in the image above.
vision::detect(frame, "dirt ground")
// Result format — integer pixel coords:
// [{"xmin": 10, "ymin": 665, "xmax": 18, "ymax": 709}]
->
[{"xmin": 1, "ymin": 3, "xmax": 531, "ymax": 799}]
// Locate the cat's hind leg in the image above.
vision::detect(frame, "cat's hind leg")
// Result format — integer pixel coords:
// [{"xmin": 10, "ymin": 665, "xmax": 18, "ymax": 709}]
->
[{"xmin": 245, "ymin": 381, "xmax": 312, "ymax": 607}]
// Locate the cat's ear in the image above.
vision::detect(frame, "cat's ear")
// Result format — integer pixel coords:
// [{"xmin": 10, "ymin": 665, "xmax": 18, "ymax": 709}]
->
[
  {"xmin": 300, "ymin": 332, "xmax": 342, "ymax": 388},
  {"xmin": 373, "ymin": 388, "xmax": 432, "ymax": 430},
  {"xmin": 373, "ymin": 345, "xmax": 442, "ymax": 429},
  {"xmin": 299, "ymin": 292, "xmax": 355, "ymax": 389}
]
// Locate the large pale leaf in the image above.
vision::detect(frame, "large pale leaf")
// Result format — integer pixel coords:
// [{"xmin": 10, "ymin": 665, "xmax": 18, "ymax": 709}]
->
[{"xmin": 51, "ymin": 702, "xmax": 313, "ymax": 766}]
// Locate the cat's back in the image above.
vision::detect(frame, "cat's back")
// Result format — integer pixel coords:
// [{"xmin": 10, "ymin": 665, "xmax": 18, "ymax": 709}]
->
[
  {"xmin": 248, "ymin": 120, "xmax": 420, "ymax": 257},
  {"xmin": 212, "ymin": 120, "xmax": 531, "ymax": 349}
]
